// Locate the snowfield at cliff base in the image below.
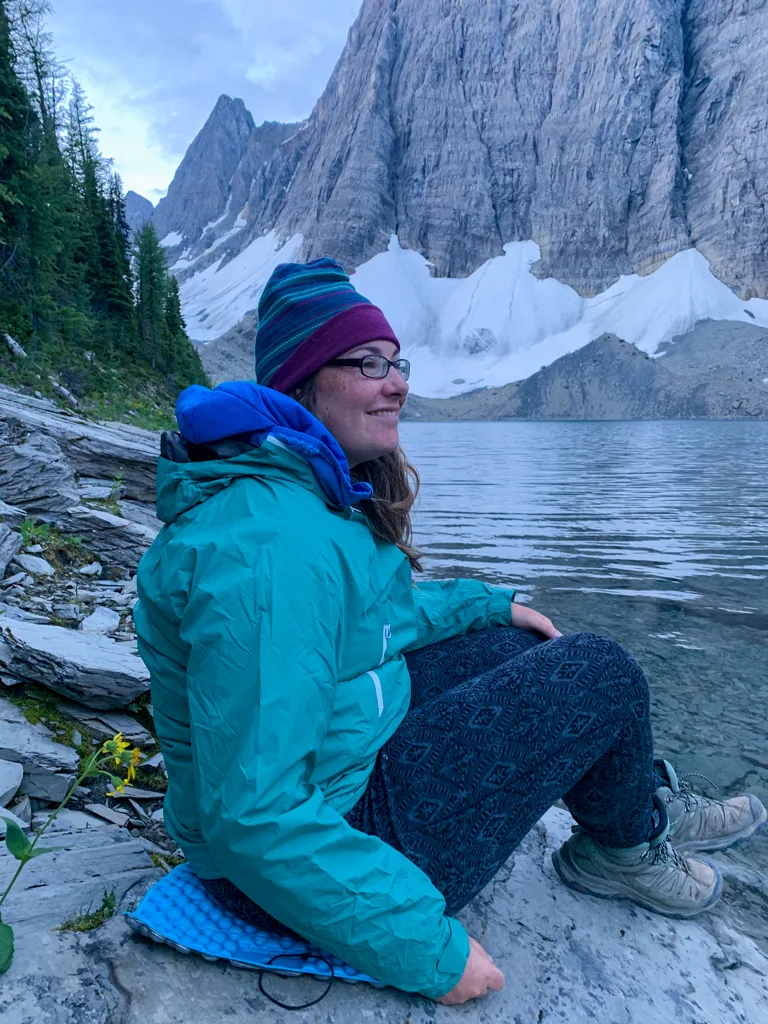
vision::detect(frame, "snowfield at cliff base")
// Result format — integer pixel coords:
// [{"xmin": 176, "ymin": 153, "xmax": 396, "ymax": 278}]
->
[{"xmin": 176, "ymin": 233, "xmax": 768, "ymax": 399}]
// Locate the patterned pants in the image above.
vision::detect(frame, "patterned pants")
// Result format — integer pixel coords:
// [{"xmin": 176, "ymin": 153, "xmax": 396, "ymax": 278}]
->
[{"xmin": 203, "ymin": 628, "xmax": 661, "ymax": 931}]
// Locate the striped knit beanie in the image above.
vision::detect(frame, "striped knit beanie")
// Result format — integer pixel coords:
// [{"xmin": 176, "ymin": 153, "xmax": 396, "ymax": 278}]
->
[{"xmin": 255, "ymin": 258, "xmax": 399, "ymax": 394}]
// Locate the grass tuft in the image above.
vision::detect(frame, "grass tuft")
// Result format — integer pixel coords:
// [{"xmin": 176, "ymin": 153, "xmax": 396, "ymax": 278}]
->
[{"xmin": 58, "ymin": 890, "xmax": 117, "ymax": 933}]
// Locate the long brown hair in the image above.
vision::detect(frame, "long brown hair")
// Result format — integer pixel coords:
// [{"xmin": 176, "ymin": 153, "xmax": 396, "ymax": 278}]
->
[{"xmin": 292, "ymin": 376, "xmax": 423, "ymax": 570}]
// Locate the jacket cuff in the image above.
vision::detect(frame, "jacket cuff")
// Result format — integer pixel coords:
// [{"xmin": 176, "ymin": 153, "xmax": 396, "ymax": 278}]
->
[
  {"xmin": 419, "ymin": 917, "xmax": 470, "ymax": 999},
  {"xmin": 487, "ymin": 586, "xmax": 516, "ymax": 626}
]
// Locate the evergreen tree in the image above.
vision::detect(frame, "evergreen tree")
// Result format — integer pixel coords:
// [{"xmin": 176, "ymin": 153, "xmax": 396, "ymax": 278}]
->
[
  {"xmin": 0, "ymin": 0, "xmax": 36, "ymax": 336},
  {"xmin": 7, "ymin": 0, "xmax": 65, "ymax": 135},
  {"xmin": 5, "ymin": 0, "xmax": 90, "ymax": 355},
  {"xmin": 2, "ymin": 0, "xmax": 206, "ymax": 410},
  {"xmin": 134, "ymin": 221, "xmax": 168, "ymax": 369},
  {"xmin": 163, "ymin": 273, "xmax": 205, "ymax": 387},
  {"xmin": 107, "ymin": 173, "xmax": 137, "ymax": 349}
]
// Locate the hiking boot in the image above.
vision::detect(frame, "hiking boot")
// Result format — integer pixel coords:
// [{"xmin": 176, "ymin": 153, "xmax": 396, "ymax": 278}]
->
[
  {"xmin": 655, "ymin": 759, "xmax": 767, "ymax": 855},
  {"xmin": 551, "ymin": 824, "xmax": 722, "ymax": 919}
]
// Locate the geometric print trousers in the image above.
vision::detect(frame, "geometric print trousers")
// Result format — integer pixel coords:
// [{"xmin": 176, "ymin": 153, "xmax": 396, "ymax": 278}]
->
[
  {"xmin": 346, "ymin": 627, "xmax": 661, "ymax": 916},
  {"xmin": 203, "ymin": 627, "xmax": 662, "ymax": 930}
]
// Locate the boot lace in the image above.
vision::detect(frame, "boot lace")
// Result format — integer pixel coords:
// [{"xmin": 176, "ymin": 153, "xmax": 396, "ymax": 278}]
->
[
  {"xmin": 642, "ymin": 835, "xmax": 691, "ymax": 874},
  {"xmin": 671, "ymin": 769, "xmax": 720, "ymax": 813}
]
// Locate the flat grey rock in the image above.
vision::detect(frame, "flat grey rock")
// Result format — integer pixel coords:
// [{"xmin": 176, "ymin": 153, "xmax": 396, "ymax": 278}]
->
[
  {"xmin": 0, "ymin": 499, "xmax": 25, "ymax": 528},
  {"xmin": 0, "ymin": 391, "xmax": 159, "ymax": 503},
  {"xmin": 30, "ymin": 806, "xmax": 109, "ymax": 831},
  {"xmin": 0, "ymin": 695, "xmax": 77, "ymax": 801},
  {"xmin": 78, "ymin": 606, "xmax": 122, "ymax": 634},
  {"xmin": 52, "ymin": 603, "xmax": 81, "ymax": 621},
  {"xmin": 30, "ymin": 808, "xmax": 109, "ymax": 832},
  {"xmin": 78, "ymin": 561, "xmax": 103, "ymax": 577},
  {"xmin": 57, "ymin": 701, "xmax": 155, "ymax": 748},
  {"xmin": 0, "ymin": 817, "xmax": 159, "ymax": 936},
  {"xmin": 0, "ymin": 602, "xmax": 50, "ymax": 623},
  {"xmin": 54, "ymin": 505, "xmax": 157, "ymax": 572},
  {"xmin": 0, "ymin": 809, "xmax": 765, "ymax": 1024},
  {"xmin": 0, "ymin": 806, "xmax": 31, "ymax": 834},
  {"xmin": 0, "ymin": 431, "xmax": 79, "ymax": 513},
  {"xmin": 111, "ymin": 786, "xmax": 161, "ymax": 801},
  {"xmin": 0, "ymin": 619, "xmax": 150, "ymax": 709},
  {"xmin": 84, "ymin": 802, "xmax": 131, "ymax": 827},
  {"xmin": 0, "ymin": 524, "xmax": 22, "ymax": 579},
  {"xmin": 1, "ymin": 571, "xmax": 26, "ymax": 588},
  {"xmin": 12, "ymin": 552, "xmax": 55, "ymax": 576},
  {"xmin": 0, "ymin": 756, "xmax": 24, "ymax": 806},
  {"xmin": 117, "ymin": 500, "xmax": 163, "ymax": 533}
]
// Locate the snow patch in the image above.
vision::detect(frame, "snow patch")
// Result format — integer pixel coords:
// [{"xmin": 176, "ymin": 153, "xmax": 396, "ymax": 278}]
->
[
  {"xmin": 180, "ymin": 232, "xmax": 303, "ymax": 341},
  {"xmin": 178, "ymin": 234, "xmax": 768, "ymax": 393},
  {"xmin": 201, "ymin": 197, "xmax": 232, "ymax": 237},
  {"xmin": 159, "ymin": 231, "xmax": 183, "ymax": 248},
  {"xmin": 353, "ymin": 240, "xmax": 768, "ymax": 397}
]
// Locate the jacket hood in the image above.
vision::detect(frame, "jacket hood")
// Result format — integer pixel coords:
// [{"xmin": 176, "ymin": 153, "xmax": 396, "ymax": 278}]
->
[{"xmin": 155, "ymin": 381, "xmax": 373, "ymax": 524}]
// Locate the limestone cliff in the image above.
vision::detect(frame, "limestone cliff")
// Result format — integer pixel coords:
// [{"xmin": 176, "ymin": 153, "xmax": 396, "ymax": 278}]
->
[{"xmin": 173, "ymin": 0, "xmax": 767, "ymax": 299}]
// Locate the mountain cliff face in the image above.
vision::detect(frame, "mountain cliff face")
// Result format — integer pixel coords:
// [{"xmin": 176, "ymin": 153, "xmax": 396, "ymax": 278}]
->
[
  {"xmin": 151, "ymin": 0, "xmax": 768, "ymax": 391},
  {"xmin": 124, "ymin": 191, "xmax": 153, "ymax": 235},
  {"xmin": 226, "ymin": 0, "xmax": 767, "ymax": 298},
  {"xmin": 151, "ymin": 99, "xmax": 300, "ymax": 276},
  {"xmin": 152, "ymin": 95, "xmax": 256, "ymax": 247}
]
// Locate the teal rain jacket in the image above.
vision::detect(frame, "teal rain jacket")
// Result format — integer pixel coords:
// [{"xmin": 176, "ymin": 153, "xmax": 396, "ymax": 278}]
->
[{"xmin": 133, "ymin": 382, "xmax": 515, "ymax": 998}]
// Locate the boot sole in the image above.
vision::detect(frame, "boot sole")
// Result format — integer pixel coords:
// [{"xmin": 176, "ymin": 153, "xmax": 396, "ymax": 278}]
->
[
  {"xmin": 672, "ymin": 796, "xmax": 768, "ymax": 855},
  {"xmin": 551, "ymin": 844, "xmax": 723, "ymax": 920}
]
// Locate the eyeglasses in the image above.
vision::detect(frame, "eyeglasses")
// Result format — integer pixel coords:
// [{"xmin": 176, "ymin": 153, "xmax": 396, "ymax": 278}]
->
[{"xmin": 326, "ymin": 354, "xmax": 410, "ymax": 381}]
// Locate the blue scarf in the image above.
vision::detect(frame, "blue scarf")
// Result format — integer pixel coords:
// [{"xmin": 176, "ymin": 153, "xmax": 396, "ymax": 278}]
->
[{"xmin": 175, "ymin": 381, "xmax": 373, "ymax": 508}]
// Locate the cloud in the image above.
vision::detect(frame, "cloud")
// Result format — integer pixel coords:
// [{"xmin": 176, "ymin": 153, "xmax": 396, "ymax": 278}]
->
[{"xmin": 48, "ymin": 0, "xmax": 362, "ymax": 199}]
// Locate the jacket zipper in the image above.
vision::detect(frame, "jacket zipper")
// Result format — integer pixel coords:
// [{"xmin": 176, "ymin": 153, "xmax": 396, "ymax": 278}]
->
[
  {"xmin": 379, "ymin": 623, "xmax": 391, "ymax": 667},
  {"xmin": 368, "ymin": 624, "xmax": 391, "ymax": 718}
]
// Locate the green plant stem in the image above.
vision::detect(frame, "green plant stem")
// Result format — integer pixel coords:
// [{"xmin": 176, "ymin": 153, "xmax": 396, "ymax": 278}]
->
[{"xmin": 0, "ymin": 747, "xmax": 105, "ymax": 912}]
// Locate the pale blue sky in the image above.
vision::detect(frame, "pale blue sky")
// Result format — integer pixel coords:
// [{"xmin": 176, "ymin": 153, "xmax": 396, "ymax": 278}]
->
[{"xmin": 49, "ymin": 0, "xmax": 363, "ymax": 201}]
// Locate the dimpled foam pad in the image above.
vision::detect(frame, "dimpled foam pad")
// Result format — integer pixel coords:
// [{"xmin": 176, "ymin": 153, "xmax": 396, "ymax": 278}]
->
[{"xmin": 125, "ymin": 863, "xmax": 382, "ymax": 986}]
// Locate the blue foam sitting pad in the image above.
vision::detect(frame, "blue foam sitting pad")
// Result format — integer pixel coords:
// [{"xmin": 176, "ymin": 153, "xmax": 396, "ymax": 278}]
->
[{"xmin": 125, "ymin": 863, "xmax": 382, "ymax": 987}]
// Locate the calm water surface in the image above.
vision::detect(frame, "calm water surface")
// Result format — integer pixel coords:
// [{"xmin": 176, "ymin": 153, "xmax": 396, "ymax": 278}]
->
[{"xmin": 401, "ymin": 420, "xmax": 768, "ymax": 943}]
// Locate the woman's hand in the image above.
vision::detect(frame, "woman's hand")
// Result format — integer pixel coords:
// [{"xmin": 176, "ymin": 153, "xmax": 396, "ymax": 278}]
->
[
  {"xmin": 438, "ymin": 936, "xmax": 505, "ymax": 1005},
  {"xmin": 511, "ymin": 602, "xmax": 563, "ymax": 639}
]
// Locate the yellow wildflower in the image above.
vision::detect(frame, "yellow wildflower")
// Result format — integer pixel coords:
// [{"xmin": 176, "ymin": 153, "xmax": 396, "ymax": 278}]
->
[
  {"xmin": 131, "ymin": 747, "xmax": 141, "ymax": 767},
  {"xmin": 103, "ymin": 733, "xmax": 131, "ymax": 764},
  {"xmin": 106, "ymin": 776, "xmax": 126, "ymax": 797}
]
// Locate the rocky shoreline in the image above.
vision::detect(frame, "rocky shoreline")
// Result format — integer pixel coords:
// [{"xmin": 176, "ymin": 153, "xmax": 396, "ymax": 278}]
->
[
  {"xmin": 0, "ymin": 384, "xmax": 177, "ymax": 928},
  {"xmin": 1, "ymin": 381, "xmax": 766, "ymax": 1023}
]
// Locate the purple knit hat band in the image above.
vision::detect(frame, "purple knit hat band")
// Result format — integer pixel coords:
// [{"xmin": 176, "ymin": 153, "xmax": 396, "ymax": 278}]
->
[{"xmin": 267, "ymin": 303, "xmax": 400, "ymax": 395}]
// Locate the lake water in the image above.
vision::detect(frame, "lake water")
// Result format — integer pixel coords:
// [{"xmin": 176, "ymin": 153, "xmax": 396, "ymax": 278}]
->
[{"xmin": 401, "ymin": 420, "xmax": 768, "ymax": 944}]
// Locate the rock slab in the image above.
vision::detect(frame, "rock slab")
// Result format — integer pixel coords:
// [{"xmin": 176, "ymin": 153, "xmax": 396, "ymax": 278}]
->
[
  {"xmin": 53, "ymin": 505, "xmax": 158, "ymax": 572},
  {"xmin": 0, "ymin": 695, "xmax": 78, "ymax": 802},
  {"xmin": 78, "ymin": 606, "xmax": 122, "ymax": 634},
  {"xmin": 0, "ymin": 809, "xmax": 765, "ymax": 1023},
  {"xmin": 0, "ymin": 390, "xmax": 159, "ymax": 503},
  {"xmin": 0, "ymin": 619, "xmax": 150, "ymax": 709},
  {"xmin": 57, "ymin": 701, "xmax": 156, "ymax": 748},
  {"xmin": 0, "ymin": 757, "xmax": 24, "ymax": 806}
]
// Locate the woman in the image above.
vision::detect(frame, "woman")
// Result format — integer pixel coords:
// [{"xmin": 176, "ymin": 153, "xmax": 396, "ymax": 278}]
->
[{"xmin": 134, "ymin": 258, "xmax": 765, "ymax": 1006}]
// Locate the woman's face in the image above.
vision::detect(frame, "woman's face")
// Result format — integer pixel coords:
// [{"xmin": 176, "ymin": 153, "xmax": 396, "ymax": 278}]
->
[{"xmin": 313, "ymin": 340, "xmax": 409, "ymax": 468}]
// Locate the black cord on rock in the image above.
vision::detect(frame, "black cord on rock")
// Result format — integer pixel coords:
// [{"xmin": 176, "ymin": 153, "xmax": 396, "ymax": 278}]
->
[{"xmin": 258, "ymin": 952, "xmax": 335, "ymax": 1011}]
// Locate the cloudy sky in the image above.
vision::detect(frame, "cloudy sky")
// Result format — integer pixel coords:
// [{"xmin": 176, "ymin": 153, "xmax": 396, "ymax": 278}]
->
[{"xmin": 49, "ymin": 0, "xmax": 363, "ymax": 202}]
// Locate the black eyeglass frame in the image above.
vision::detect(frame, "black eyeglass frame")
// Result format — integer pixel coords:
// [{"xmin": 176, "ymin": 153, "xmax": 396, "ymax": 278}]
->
[{"xmin": 326, "ymin": 355, "xmax": 410, "ymax": 381}]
